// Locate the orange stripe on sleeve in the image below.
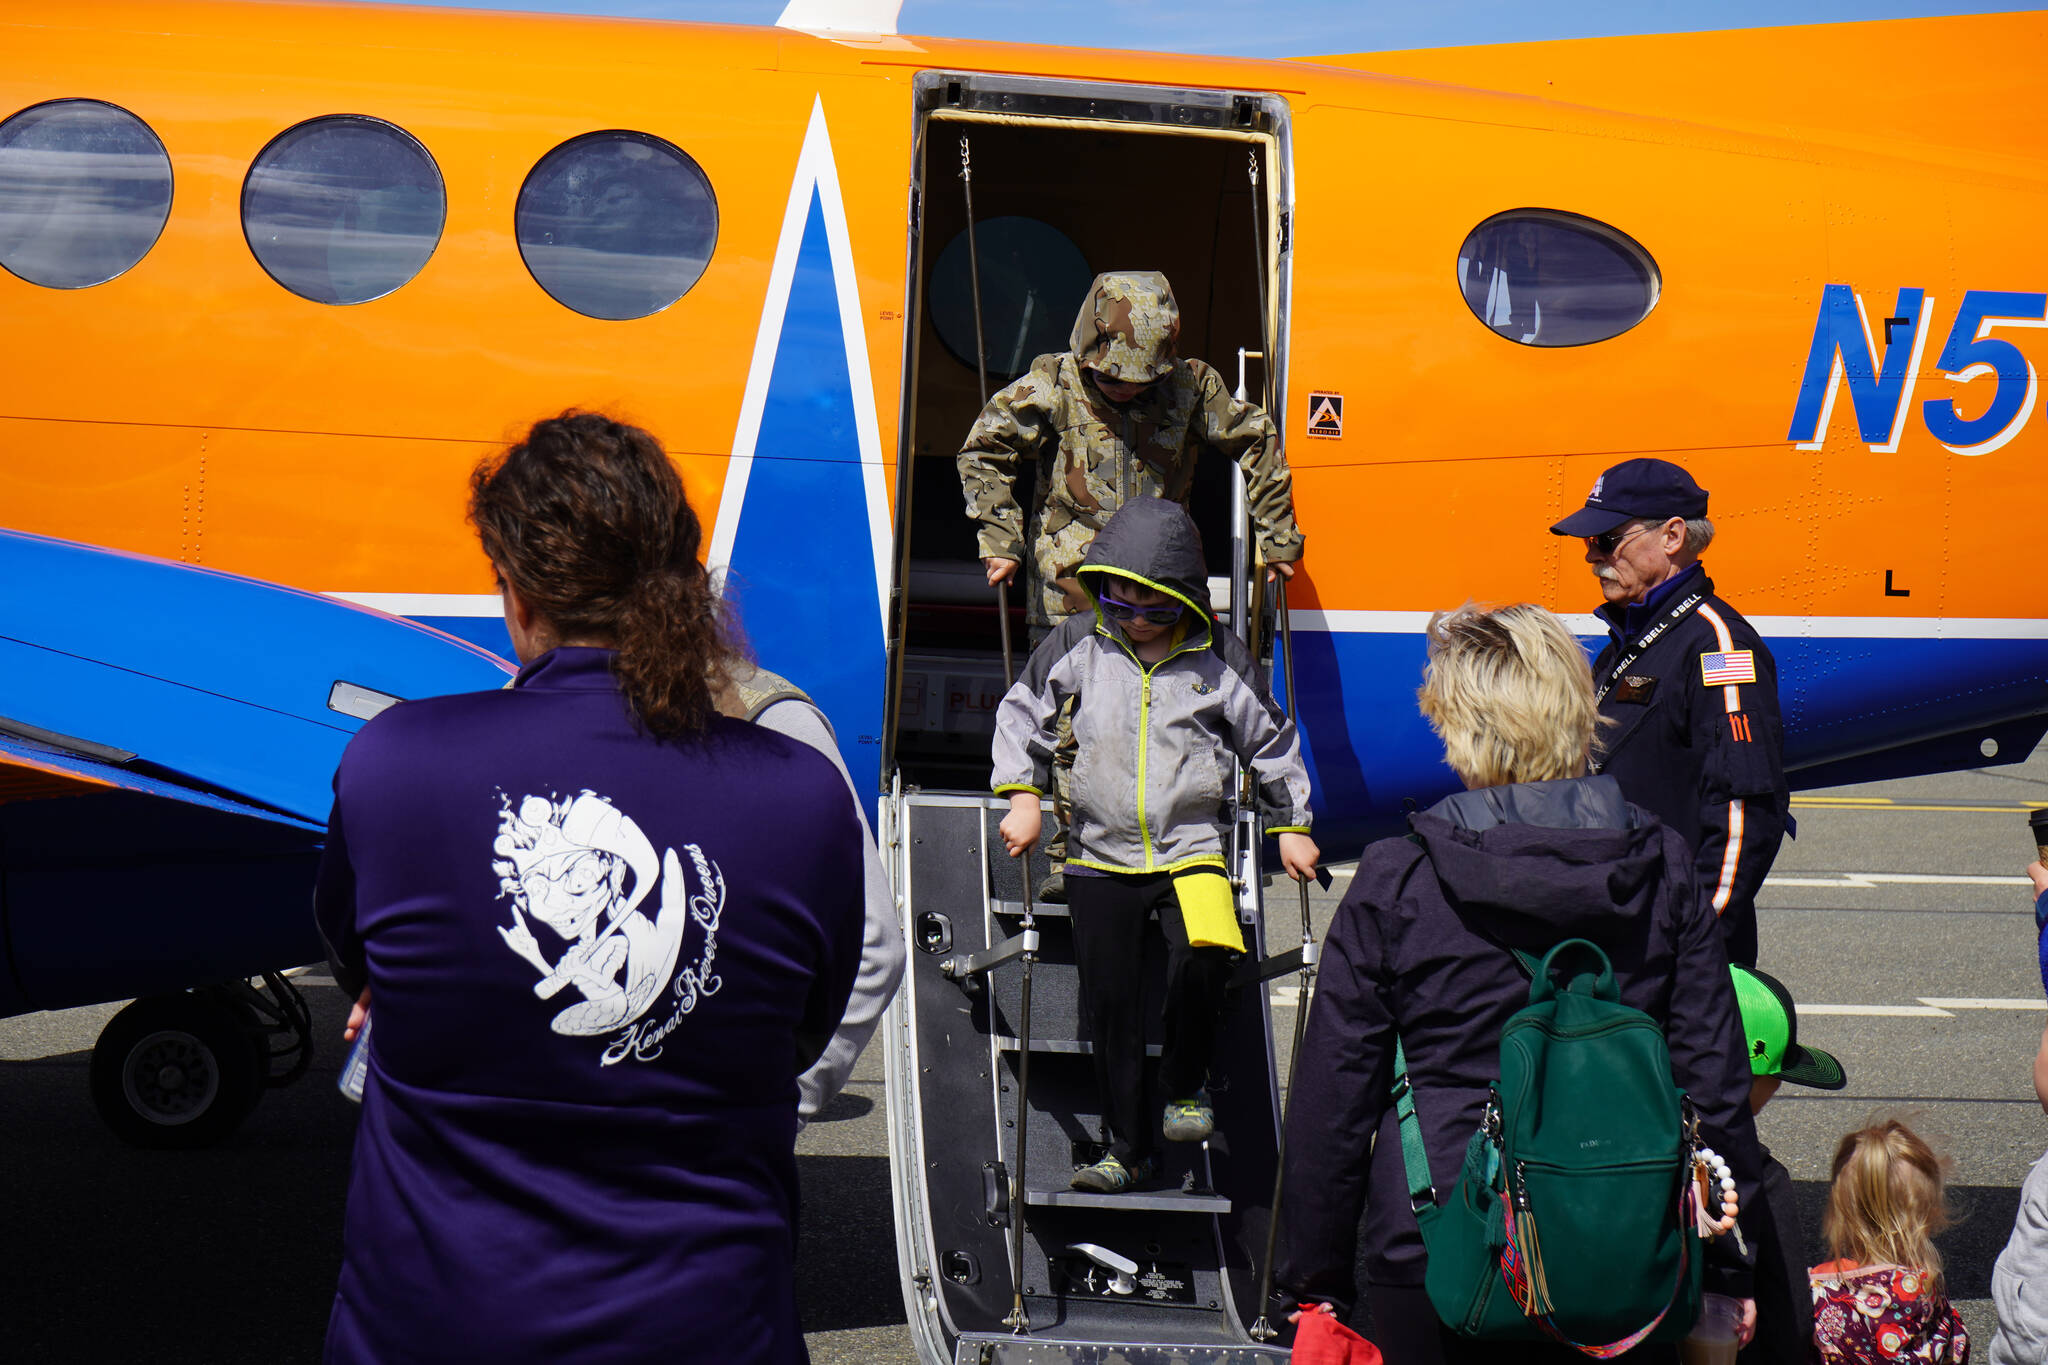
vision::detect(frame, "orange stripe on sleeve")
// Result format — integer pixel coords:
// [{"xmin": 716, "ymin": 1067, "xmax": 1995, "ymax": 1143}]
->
[{"xmin": 1696, "ymin": 604, "xmax": 1741, "ymax": 714}]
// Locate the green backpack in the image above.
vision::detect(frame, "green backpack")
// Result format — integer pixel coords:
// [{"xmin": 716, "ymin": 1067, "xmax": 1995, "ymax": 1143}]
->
[{"xmin": 1393, "ymin": 938, "xmax": 1705, "ymax": 1356}]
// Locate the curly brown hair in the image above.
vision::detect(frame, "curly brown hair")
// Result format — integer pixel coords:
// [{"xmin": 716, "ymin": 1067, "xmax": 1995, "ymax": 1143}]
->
[{"xmin": 468, "ymin": 412, "xmax": 734, "ymax": 739}]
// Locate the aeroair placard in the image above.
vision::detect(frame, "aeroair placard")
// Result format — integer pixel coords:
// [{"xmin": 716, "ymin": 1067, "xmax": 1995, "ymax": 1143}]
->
[{"xmin": 1306, "ymin": 391, "xmax": 1343, "ymax": 439}]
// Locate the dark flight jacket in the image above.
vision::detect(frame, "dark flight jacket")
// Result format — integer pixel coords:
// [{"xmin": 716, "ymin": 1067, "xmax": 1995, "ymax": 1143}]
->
[{"xmin": 1591, "ymin": 566, "xmax": 1789, "ymax": 967}]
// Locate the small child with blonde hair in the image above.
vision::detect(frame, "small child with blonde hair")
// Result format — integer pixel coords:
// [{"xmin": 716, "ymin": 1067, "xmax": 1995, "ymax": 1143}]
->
[{"xmin": 1811, "ymin": 1119, "xmax": 1969, "ymax": 1363}]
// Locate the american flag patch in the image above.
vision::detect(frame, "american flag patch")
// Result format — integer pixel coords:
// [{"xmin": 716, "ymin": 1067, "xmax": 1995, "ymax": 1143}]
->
[{"xmin": 1700, "ymin": 650, "xmax": 1756, "ymax": 686}]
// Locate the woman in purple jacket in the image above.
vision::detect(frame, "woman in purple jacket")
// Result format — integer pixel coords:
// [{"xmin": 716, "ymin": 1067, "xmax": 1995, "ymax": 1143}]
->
[
  {"xmin": 1272, "ymin": 604, "xmax": 1764, "ymax": 1365},
  {"xmin": 316, "ymin": 414, "xmax": 867, "ymax": 1364}
]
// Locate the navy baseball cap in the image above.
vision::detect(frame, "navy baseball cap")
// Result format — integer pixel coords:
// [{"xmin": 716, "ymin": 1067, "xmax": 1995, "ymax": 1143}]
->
[{"xmin": 1549, "ymin": 458, "xmax": 1710, "ymax": 537}]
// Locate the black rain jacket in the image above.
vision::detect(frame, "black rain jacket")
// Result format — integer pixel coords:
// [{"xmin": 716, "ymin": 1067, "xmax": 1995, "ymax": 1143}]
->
[{"xmin": 1272, "ymin": 774, "xmax": 1762, "ymax": 1316}]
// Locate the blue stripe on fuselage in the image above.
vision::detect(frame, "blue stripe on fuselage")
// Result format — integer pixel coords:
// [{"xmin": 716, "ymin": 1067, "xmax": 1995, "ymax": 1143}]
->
[
  {"xmin": 1290, "ymin": 627, "xmax": 2048, "ymax": 857},
  {"xmin": 724, "ymin": 188, "xmax": 885, "ymax": 802}
]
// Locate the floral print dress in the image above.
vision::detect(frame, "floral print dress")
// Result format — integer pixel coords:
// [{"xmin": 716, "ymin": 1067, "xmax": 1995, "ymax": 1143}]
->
[{"xmin": 1810, "ymin": 1262, "xmax": 1969, "ymax": 1363}]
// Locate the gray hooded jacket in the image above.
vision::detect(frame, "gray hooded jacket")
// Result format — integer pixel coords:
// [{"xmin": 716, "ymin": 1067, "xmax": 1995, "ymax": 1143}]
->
[{"xmin": 990, "ymin": 498, "xmax": 1311, "ymax": 873}]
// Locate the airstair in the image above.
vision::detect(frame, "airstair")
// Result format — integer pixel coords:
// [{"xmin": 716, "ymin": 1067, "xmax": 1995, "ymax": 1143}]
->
[
  {"xmin": 881, "ymin": 69, "xmax": 1306, "ymax": 1363},
  {"xmin": 881, "ymin": 789, "xmax": 1297, "ymax": 1364}
]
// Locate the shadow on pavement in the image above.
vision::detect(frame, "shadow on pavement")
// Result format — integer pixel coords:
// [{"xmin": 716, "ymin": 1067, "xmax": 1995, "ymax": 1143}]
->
[{"xmin": 4, "ymin": 1026, "xmax": 903, "ymax": 1360}]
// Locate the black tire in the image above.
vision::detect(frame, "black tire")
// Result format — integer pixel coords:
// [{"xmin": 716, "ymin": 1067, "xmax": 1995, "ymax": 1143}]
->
[{"xmin": 89, "ymin": 992, "xmax": 264, "ymax": 1149}]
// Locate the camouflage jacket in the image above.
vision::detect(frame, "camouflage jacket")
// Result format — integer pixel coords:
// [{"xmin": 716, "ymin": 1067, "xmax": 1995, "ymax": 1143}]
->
[{"xmin": 956, "ymin": 352, "xmax": 1303, "ymax": 625}]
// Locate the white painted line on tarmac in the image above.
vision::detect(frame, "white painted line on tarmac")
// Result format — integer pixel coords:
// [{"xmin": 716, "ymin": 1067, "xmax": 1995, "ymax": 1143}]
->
[
  {"xmin": 1801, "ymin": 1003, "xmax": 1955, "ymax": 1017},
  {"xmin": 1919, "ymin": 997, "xmax": 2048, "ymax": 1011},
  {"xmin": 1800, "ymin": 999, "xmax": 2047, "ymax": 1017},
  {"xmin": 1763, "ymin": 872, "xmax": 2033, "ymax": 888}
]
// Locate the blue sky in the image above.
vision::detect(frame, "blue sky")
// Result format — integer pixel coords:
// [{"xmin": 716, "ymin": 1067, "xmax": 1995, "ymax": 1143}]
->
[{"xmin": 369, "ymin": 0, "xmax": 2028, "ymax": 58}]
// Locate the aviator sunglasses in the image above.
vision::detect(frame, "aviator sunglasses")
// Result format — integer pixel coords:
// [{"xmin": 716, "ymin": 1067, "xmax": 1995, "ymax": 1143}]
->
[
  {"xmin": 1586, "ymin": 520, "xmax": 1663, "ymax": 557},
  {"xmin": 1098, "ymin": 593, "xmax": 1185, "ymax": 627}
]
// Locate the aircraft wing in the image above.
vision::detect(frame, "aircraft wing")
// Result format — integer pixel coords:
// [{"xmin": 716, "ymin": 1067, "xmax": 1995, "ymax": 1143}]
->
[
  {"xmin": 0, "ymin": 531, "xmax": 514, "ymax": 1015},
  {"xmin": 0, "ymin": 528, "xmax": 515, "ymax": 826},
  {"xmin": 0, "ymin": 729, "xmax": 324, "ymax": 831}
]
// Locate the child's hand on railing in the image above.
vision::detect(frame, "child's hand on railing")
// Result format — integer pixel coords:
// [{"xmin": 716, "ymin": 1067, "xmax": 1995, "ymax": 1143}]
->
[
  {"xmin": 999, "ymin": 793, "xmax": 1042, "ymax": 858},
  {"xmin": 1278, "ymin": 832, "xmax": 1320, "ymax": 883}
]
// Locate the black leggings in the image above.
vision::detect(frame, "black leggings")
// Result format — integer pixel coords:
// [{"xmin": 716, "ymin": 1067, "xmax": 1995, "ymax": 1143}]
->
[{"xmin": 1066, "ymin": 871, "xmax": 1231, "ymax": 1161}]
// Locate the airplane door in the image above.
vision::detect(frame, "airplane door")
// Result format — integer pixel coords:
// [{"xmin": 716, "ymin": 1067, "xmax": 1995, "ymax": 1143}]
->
[{"xmin": 878, "ymin": 72, "xmax": 1298, "ymax": 1365}]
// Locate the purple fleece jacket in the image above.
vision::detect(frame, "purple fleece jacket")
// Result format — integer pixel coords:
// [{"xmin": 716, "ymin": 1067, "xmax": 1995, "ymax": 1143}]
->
[{"xmin": 315, "ymin": 647, "xmax": 865, "ymax": 1365}]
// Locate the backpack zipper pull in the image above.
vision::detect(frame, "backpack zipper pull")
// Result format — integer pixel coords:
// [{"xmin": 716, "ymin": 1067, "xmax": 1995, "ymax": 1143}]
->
[{"xmin": 1507, "ymin": 1161, "xmax": 1554, "ymax": 1317}]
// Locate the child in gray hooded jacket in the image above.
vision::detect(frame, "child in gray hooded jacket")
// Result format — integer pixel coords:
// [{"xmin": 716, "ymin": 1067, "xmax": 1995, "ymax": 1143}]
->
[{"xmin": 992, "ymin": 497, "xmax": 1317, "ymax": 1192}]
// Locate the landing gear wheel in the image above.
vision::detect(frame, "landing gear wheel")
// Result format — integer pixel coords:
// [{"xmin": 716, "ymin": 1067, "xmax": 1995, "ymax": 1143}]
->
[{"xmin": 89, "ymin": 992, "xmax": 263, "ymax": 1149}]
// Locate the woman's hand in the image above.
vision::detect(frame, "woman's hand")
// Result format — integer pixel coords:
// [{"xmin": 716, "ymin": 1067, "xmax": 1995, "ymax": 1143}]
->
[
  {"xmin": 1277, "ymin": 832, "xmax": 1320, "ymax": 882},
  {"xmin": 1736, "ymin": 1297, "xmax": 1757, "ymax": 1347},
  {"xmin": 999, "ymin": 794, "xmax": 1041, "ymax": 857},
  {"xmin": 1285, "ymin": 1301, "xmax": 1334, "ymax": 1325},
  {"xmin": 343, "ymin": 986, "xmax": 371, "ymax": 1043}
]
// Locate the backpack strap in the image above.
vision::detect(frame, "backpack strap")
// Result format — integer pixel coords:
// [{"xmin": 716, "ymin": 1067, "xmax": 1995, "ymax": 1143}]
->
[
  {"xmin": 1391, "ymin": 1038, "xmax": 1436, "ymax": 1213},
  {"xmin": 716, "ymin": 662, "xmax": 812, "ymax": 722}
]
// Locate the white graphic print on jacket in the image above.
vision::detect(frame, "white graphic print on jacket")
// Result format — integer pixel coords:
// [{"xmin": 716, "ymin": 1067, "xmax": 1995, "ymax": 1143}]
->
[{"xmin": 491, "ymin": 791, "xmax": 724, "ymax": 1055}]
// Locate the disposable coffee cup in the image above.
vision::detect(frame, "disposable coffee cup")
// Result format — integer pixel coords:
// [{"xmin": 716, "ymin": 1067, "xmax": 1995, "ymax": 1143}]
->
[
  {"xmin": 2029, "ymin": 807, "xmax": 2048, "ymax": 868},
  {"xmin": 1679, "ymin": 1292, "xmax": 1742, "ymax": 1365}
]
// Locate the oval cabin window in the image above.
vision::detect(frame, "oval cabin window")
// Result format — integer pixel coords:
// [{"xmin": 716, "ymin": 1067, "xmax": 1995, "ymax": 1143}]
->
[
  {"xmin": 928, "ymin": 216, "xmax": 1094, "ymax": 379},
  {"xmin": 0, "ymin": 100, "xmax": 173, "ymax": 290},
  {"xmin": 242, "ymin": 116, "xmax": 445, "ymax": 305},
  {"xmin": 516, "ymin": 131, "xmax": 717, "ymax": 321},
  {"xmin": 1456, "ymin": 210, "xmax": 1660, "ymax": 347}
]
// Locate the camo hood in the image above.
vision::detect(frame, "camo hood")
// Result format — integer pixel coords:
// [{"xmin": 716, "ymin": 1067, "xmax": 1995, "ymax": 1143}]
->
[{"xmin": 1069, "ymin": 271, "xmax": 1180, "ymax": 383}]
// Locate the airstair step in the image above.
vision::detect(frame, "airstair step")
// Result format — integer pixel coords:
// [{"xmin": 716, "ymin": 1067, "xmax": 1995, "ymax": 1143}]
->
[
  {"xmin": 992, "ymin": 899, "xmax": 1071, "ymax": 918},
  {"xmin": 1025, "ymin": 1189, "xmax": 1232, "ymax": 1214},
  {"xmin": 993, "ymin": 1035, "xmax": 1162, "ymax": 1056}
]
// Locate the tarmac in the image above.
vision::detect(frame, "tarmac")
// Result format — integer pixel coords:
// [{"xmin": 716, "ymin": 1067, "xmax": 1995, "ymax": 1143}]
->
[{"xmin": 4, "ymin": 742, "xmax": 2044, "ymax": 1362}]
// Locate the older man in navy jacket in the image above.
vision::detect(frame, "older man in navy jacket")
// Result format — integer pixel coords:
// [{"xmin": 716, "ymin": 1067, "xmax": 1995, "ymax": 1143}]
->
[{"xmin": 1551, "ymin": 457, "xmax": 1790, "ymax": 967}]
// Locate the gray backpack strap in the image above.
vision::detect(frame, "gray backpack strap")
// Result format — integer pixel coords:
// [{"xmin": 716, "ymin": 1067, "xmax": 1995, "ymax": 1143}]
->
[{"xmin": 718, "ymin": 662, "xmax": 812, "ymax": 723}]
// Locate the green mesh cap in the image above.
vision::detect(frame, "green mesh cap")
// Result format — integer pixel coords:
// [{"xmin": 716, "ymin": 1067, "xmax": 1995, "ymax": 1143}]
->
[{"xmin": 1730, "ymin": 966, "xmax": 1846, "ymax": 1090}]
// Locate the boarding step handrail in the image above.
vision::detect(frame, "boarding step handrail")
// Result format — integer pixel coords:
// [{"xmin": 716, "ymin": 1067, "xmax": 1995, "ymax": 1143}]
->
[
  {"xmin": 1230, "ymin": 940, "xmax": 1316, "ymax": 989},
  {"xmin": 942, "ymin": 927, "xmax": 1040, "ymax": 981}
]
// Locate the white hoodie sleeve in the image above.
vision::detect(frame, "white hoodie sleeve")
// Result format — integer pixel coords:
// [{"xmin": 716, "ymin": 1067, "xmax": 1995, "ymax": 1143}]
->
[{"xmin": 753, "ymin": 697, "xmax": 904, "ymax": 1126}]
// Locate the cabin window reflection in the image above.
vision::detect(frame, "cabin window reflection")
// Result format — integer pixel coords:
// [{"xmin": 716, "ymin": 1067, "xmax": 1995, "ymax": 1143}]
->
[
  {"xmin": 929, "ymin": 216, "xmax": 1093, "ymax": 379},
  {"xmin": 242, "ymin": 116, "xmax": 445, "ymax": 306},
  {"xmin": 0, "ymin": 100, "xmax": 173, "ymax": 290},
  {"xmin": 516, "ymin": 131, "xmax": 717, "ymax": 321},
  {"xmin": 1455, "ymin": 210, "xmax": 1659, "ymax": 347}
]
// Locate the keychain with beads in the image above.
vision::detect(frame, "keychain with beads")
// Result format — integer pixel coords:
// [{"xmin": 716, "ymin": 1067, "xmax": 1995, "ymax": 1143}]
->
[{"xmin": 1691, "ymin": 1147, "xmax": 1739, "ymax": 1237}]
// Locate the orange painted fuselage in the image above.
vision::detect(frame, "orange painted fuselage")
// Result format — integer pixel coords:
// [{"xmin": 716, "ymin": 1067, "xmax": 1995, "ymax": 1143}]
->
[{"xmin": 2, "ymin": 1, "xmax": 2045, "ymax": 848}]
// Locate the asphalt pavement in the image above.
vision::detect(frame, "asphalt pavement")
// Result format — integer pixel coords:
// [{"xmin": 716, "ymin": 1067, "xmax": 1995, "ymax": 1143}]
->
[{"xmin": 4, "ymin": 745, "xmax": 2045, "ymax": 1362}]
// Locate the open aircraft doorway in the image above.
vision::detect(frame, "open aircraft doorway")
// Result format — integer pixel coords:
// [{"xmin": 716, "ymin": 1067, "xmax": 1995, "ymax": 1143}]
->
[{"xmin": 879, "ymin": 73, "xmax": 1302, "ymax": 1365}]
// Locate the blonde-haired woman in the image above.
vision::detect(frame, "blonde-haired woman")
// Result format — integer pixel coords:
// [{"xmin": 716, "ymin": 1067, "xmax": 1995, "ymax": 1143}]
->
[{"xmin": 1272, "ymin": 604, "xmax": 1765, "ymax": 1365}]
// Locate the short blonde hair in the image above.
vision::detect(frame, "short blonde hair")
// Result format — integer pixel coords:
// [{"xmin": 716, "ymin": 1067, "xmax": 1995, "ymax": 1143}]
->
[
  {"xmin": 1823, "ymin": 1120, "xmax": 1953, "ymax": 1289},
  {"xmin": 1417, "ymin": 604, "xmax": 1597, "ymax": 789}
]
